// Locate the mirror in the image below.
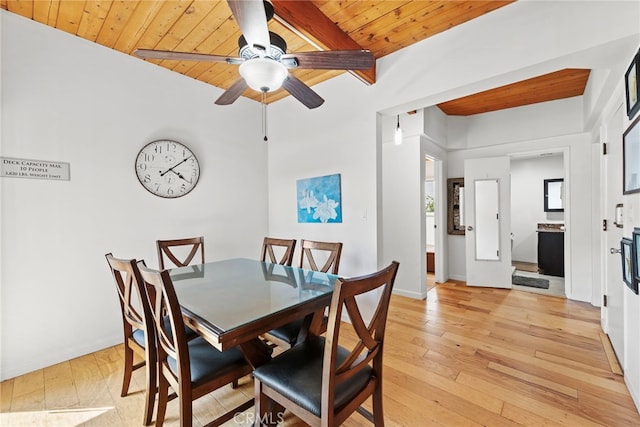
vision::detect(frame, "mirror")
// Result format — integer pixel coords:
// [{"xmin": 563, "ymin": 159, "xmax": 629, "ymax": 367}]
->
[
  {"xmin": 544, "ymin": 178, "xmax": 564, "ymax": 212},
  {"xmin": 475, "ymin": 179, "xmax": 500, "ymax": 261},
  {"xmin": 447, "ymin": 178, "xmax": 465, "ymax": 235}
]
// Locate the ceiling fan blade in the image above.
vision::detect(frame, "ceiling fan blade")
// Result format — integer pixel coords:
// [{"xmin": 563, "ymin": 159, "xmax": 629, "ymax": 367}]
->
[
  {"xmin": 215, "ymin": 78, "xmax": 249, "ymax": 105},
  {"xmin": 281, "ymin": 50, "xmax": 375, "ymax": 70},
  {"xmin": 227, "ymin": 0, "xmax": 271, "ymax": 55},
  {"xmin": 134, "ymin": 49, "xmax": 243, "ymax": 64},
  {"xmin": 282, "ymin": 75, "xmax": 324, "ymax": 109}
]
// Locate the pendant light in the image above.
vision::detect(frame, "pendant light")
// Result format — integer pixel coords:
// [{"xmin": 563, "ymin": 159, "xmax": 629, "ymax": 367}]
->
[{"xmin": 394, "ymin": 114, "xmax": 403, "ymax": 145}]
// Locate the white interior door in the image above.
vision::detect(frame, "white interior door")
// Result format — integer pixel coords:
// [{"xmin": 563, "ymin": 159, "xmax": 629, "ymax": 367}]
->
[
  {"xmin": 464, "ymin": 157, "xmax": 512, "ymax": 288},
  {"xmin": 603, "ymin": 106, "xmax": 624, "ymax": 366}
]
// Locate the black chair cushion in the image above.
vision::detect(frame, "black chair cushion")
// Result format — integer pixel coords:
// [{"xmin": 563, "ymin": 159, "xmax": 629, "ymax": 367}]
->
[
  {"xmin": 132, "ymin": 318, "xmax": 198, "ymax": 348},
  {"xmin": 253, "ymin": 336, "xmax": 372, "ymax": 416},
  {"xmin": 168, "ymin": 337, "xmax": 248, "ymax": 385},
  {"xmin": 268, "ymin": 316, "xmax": 329, "ymax": 345},
  {"xmin": 267, "ymin": 319, "xmax": 304, "ymax": 344}
]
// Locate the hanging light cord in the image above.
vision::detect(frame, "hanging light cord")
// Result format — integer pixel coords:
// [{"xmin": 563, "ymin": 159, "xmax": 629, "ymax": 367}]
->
[{"xmin": 262, "ymin": 91, "xmax": 268, "ymax": 142}]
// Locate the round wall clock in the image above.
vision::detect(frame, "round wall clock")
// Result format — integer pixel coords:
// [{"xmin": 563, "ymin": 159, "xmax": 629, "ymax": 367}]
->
[{"xmin": 135, "ymin": 139, "xmax": 200, "ymax": 198}]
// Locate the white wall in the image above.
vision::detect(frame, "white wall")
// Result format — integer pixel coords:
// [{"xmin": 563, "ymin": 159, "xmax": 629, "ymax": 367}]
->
[
  {"xmin": 602, "ymin": 85, "xmax": 640, "ymax": 411},
  {"xmin": 382, "ymin": 134, "xmax": 426, "ymax": 298},
  {"xmin": 511, "ymin": 155, "xmax": 565, "ymax": 263},
  {"xmin": 0, "ymin": 12, "xmax": 268, "ymax": 380},
  {"xmin": 264, "ymin": 78, "xmax": 379, "ymax": 278}
]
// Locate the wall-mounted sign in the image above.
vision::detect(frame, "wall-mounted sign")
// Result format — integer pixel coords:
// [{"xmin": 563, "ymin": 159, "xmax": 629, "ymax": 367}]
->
[{"xmin": 1, "ymin": 157, "xmax": 70, "ymax": 181}]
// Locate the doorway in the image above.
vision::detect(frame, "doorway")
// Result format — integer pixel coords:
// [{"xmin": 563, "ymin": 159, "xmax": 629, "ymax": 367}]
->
[
  {"xmin": 510, "ymin": 151, "xmax": 567, "ymax": 298},
  {"xmin": 422, "ymin": 141, "xmax": 446, "ymax": 289},
  {"xmin": 425, "ymin": 157, "xmax": 436, "ymax": 292}
]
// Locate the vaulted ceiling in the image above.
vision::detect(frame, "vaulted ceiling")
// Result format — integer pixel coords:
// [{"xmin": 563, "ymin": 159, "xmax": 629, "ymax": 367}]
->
[{"xmin": 1, "ymin": 0, "xmax": 591, "ymax": 115}]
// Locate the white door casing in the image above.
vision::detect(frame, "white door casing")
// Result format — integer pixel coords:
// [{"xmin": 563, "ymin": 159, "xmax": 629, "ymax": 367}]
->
[{"xmin": 603, "ymin": 105, "xmax": 625, "ymax": 366}]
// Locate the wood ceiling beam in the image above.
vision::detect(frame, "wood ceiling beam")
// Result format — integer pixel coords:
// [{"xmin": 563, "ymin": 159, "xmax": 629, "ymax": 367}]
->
[{"xmin": 271, "ymin": 0, "xmax": 376, "ymax": 85}]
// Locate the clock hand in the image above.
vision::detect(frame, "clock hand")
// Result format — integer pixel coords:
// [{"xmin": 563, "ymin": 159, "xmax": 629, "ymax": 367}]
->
[
  {"xmin": 160, "ymin": 155, "xmax": 193, "ymax": 177},
  {"xmin": 169, "ymin": 169, "xmax": 192, "ymax": 184}
]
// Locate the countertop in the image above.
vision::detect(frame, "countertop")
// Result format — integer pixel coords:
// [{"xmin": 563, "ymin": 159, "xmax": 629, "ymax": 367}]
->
[{"xmin": 537, "ymin": 223, "xmax": 564, "ymax": 232}]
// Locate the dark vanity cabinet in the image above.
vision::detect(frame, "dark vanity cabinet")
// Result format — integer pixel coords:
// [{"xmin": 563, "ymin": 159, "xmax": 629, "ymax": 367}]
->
[{"xmin": 537, "ymin": 229, "xmax": 564, "ymax": 277}]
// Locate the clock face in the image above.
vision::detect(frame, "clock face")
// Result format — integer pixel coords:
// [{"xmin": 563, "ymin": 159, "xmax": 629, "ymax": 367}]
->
[{"xmin": 135, "ymin": 140, "xmax": 200, "ymax": 198}]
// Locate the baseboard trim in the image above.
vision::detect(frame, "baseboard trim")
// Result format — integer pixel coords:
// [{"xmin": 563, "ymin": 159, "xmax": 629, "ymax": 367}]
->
[
  {"xmin": 1, "ymin": 334, "xmax": 122, "ymax": 381},
  {"xmin": 393, "ymin": 288, "xmax": 427, "ymax": 299}
]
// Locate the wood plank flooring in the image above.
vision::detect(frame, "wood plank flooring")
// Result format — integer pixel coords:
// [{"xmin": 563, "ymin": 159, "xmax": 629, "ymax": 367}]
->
[
  {"xmin": 512, "ymin": 261, "xmax": 538, "ymax": 273},
  {"xmin": 2, "ymin": 282, "xmax": 639, "ymax": 426}
]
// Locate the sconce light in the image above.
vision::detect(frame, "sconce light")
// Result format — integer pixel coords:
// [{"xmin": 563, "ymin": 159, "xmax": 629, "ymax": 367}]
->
[{"xmin": 394, "ymin": 114, "xmax": 403, "ymax": 145}]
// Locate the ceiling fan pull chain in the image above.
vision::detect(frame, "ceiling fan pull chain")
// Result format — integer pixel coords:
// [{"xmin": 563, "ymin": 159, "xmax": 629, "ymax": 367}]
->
[{"xmin": 262, "ymin": 90, "xmax": 268, "ymax": 142}]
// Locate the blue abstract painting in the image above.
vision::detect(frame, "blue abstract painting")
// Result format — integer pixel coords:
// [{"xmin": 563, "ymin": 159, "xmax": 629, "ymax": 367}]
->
[{"xmin": 297, "ymin": 174, "xmax": 342, "ymax": 223}]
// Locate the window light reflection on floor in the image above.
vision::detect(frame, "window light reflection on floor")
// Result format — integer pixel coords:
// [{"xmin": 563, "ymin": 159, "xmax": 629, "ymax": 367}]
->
[{"xmin": 1, "ymin": 406, "xmax": 113, "ymax": 426}]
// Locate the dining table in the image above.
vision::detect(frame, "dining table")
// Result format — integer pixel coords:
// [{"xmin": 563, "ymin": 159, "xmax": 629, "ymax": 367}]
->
[{"xmin": 169, "ymin": 257, "xmax": 339, "ymax": 368}]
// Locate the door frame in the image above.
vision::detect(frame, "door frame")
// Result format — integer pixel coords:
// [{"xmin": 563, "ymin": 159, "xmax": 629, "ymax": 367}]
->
[
  {"xmin": 599, "ymin": 102, "xmax": 625, "ymax": 363},
  {"xmin": 422, "ymin": 137, "xmax": 447, "ymax": 284},
  {"xmin": 509, "ymin": 147, "xmax": 571, "ymax": 297}
]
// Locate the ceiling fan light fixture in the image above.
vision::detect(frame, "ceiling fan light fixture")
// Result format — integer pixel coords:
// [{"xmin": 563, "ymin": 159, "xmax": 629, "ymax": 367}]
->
[{"xmin": 239, "ymin": 58, "xmax": 288, "ymax": 93}]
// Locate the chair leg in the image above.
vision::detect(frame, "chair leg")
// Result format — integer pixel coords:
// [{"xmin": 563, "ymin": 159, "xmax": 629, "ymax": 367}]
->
[
  {"xmin": 142, "ymin": 354, "xmax": 157, "ymax": 426},
  {"xmin": 372, "ymin": 383, "xmax": 384, "ymax": 427},
  {"xmin": 254, "ymin": 379, "xmax": 269, "ymax": 427},
  {"xmin": 254, "ymin": 381, "xmax": 284, "ymax": 427},
  {"xmin": 179, "ymin": 388, "xmax": 193, "ymax": 427},
  {"xmin": 155, "ymin": 377, "xmax": 169, "ymax": 427},
  {"xmin": 121, "ymin": 344, "xmax": 134, "ymax": 397}
]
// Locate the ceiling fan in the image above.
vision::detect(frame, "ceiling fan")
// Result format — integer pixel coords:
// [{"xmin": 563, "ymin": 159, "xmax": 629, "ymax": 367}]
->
[{"xmin": 134, "ymin": 0, "xmax": 375, "ymax": 109}]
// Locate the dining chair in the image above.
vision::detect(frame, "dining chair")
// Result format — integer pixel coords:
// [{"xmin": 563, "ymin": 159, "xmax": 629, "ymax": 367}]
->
[
  {"xmin": 253, "ymin": 261, "xmax": 400, "ymax": 427},
  {"xmin": 298, "ymin": 239, "xmax": 343, "ymax": 274},
  {"xmin": 137, "ymin": 263, "xmax": 254, "ymax": 427},
  {"xmin": 265, "ymin": 240, "xmax": 343, "ymax": 348},
  {"xmin": 156, "ymin": 236, "xmax": 205, "ymax": 269},
  {"xmin": 104, "ymin": 253, "xmax": 156, "ymax": 426},
  {"xmin": 260, "ymin": 237, "xmax": 296, "ymax": 266}
]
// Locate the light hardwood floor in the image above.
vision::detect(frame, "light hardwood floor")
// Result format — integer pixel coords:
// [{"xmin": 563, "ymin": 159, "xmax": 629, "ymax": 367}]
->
[{"xmin": 2, "ymin": 282, "xmax": 639, "ymax": 426}]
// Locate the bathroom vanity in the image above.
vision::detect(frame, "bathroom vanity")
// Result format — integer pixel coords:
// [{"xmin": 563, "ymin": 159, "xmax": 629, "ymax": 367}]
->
[{"xmin": 537, "ymin": 223, "xmax": 564, "ymax": 277}]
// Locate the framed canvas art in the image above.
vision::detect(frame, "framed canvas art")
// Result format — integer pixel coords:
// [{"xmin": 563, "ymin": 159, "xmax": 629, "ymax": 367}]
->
[
  {"xmin": 623, "ymin": 115, "xmax": 640, "ymax": 194},
  {"xmin": 632, "ymin": 228, "xmax": 640, "ymax": 294},
  {"xmin": 297, "ymin": 173, "xmax": 342, "ymax": 223},
  {"xmin": 625, "ymin": 48, "xmax": 640, "ymax": 120},
  {"xmin": 621, "ymin": 237, "xmax": 635, "ymax": 292}
]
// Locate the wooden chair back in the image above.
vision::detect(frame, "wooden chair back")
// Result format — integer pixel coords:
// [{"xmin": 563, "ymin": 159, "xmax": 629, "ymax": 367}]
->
[
  {"xmin": 260, "ymin": 237, "xmax": 296, "ymax": 266},
  {"xmin": 322, "ymin": 261, "xmax": 399, "ymax": 425},
  {"xmin": 254, "ymin": 261, "xmax": 400, "ymax": 426},
  {"xmin": 298, "ymin": 239, "xmax": 343, "ymax": 274},
  {"xmin": 104, "ymin": 253, "xmax": 156, "ymax": 425},
  {"xmin": 156, "ymin": 236, "xmax": 205, "ymax": 269},
  {"xmin": 263, "ymin": 240, "xmax": 341, "ymax": 348},
  {"xmin": 137, "ymin": 265, "xmax": 185, "ymax": 389}
]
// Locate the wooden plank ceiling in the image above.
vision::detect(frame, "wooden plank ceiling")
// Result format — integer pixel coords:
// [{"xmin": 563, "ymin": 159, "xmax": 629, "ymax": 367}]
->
[{"xmin": 1, "ymin": 0, "xmax": 590, "ymax": 114}]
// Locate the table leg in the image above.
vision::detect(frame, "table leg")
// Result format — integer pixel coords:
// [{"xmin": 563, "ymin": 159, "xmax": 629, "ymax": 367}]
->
[
  {"xmin": 239, "ymin": 338, "xmax": 272, "ymax": 369},
  {"xmin": 295, "ymin": 309, "xmax": 326, "ymax": 344}
]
